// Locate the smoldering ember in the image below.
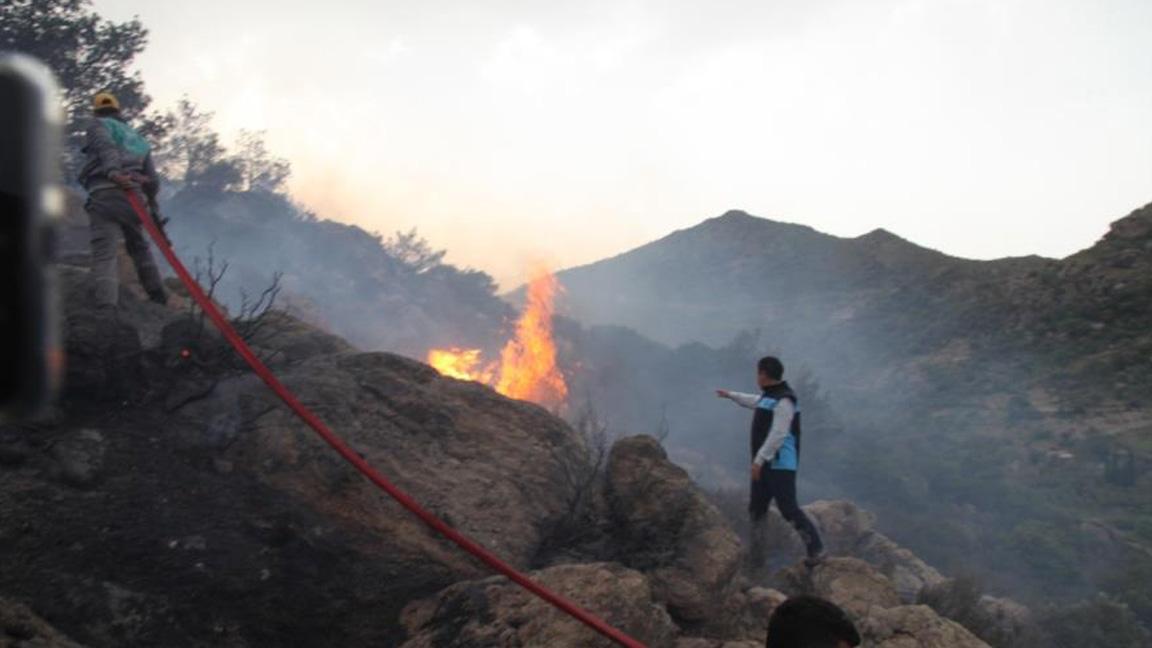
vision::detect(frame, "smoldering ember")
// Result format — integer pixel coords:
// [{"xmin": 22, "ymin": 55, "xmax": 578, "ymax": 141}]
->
[{"xmin": 1, "ymin": 2, "xmax": 1150, "ymax": 648}]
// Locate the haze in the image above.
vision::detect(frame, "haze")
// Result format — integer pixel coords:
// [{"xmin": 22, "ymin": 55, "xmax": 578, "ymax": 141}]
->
[{"xmin": 93, "ymin": 0, "xmax": 1152, "ymax": 288}]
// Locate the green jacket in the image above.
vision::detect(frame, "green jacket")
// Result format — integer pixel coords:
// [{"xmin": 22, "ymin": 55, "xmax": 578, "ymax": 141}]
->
[{"xmin": 78, "ymin": 116, "xmax": 158, "ymax": 193}]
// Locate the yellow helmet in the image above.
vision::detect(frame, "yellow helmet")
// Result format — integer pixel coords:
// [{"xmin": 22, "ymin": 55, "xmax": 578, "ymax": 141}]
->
[{"xmin": 92, "ymin": 92, "xmax": 120, "ymax": 112}]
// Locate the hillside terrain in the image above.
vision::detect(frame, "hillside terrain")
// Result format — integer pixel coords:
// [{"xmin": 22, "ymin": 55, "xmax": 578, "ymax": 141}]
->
[
  {"xmin": 48, "ymin": 184, "xmax": 1152, "ymax": 640},
  {"xmin": 555, "ymin": 205, "xmax": 1151, "ymax": 413},
  {"xmin": 0, "ymin": 263, "xmax": 1018, "ymax": 647},
  {"xmin": 5, "ymin": 3, "xmax": 1148, "ymax": 643},
  {"xmin": 549, "ymin": 204, "xmax": 1152, "ymax": 622}
]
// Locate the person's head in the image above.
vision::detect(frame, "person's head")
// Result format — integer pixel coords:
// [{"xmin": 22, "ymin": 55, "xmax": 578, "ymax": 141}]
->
[
  {"xmin": 757, "ymin": 356, "xmax": 784, "ymax": 389},
  {"xmin": 765, "ymin": 595, "xmax": 861, "ymax": 648},
  {"xmin": 91, "ymin": 92, "xmax": 120, "ymax": 117}
]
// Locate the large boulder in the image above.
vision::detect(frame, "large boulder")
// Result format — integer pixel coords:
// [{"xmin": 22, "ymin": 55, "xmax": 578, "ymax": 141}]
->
[
  {"xmin": 779, "ymin": 558, "xmax": 902, "ymax": 618},
  {"xmin": 917, "ymin": 578, "xmax": 1036, "ymax": 647},
  {"xmin": 804, "ymin": 500, "xmax": 945, "ymax": 600},
  {"xmin": 4, "ymin": 277, "xmax": 596, "ymax": 645},
  {"xmin": 200, "ymin": 351, "xmax": 587, "ymax": 577},
  {"xmin": 860, "ymin": 605, "xmax": 991, "ymax": 648},
  {"xmin": 0, "ymin": 597, "xmax": 84, "ymax": 648},
  {"xmin": 399, "ymin": 563, "xmax": 679, "ymax": 648},
  {"xmin": 777, "ymin": 558, "xmax": 989, "ymax": 648},
  {"xmin": 604, "ymin": 436, "xmax": 744, "ymax": 627}
]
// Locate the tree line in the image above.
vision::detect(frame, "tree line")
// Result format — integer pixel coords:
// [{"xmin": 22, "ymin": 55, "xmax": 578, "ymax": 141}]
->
[{"xmin": 2, "ymin": 0, "xmax": 289, "ymax": 193}]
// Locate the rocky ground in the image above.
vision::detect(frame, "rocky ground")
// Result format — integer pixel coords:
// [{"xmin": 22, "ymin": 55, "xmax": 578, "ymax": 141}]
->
[{"xmin": 0, "ymin": 260, "xmax": 999, "ymax": 647}]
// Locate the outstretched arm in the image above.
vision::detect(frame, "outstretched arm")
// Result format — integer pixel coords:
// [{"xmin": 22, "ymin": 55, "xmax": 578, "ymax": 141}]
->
[{"xmin": 716, "ymin": 389, "xmax": 761, "ymax": 409}]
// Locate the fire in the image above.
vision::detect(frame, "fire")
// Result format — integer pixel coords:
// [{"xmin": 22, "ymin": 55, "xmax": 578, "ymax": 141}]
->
[
  {"xmin": 426, "ymin": 268, "xmax": 568, "ymax": 410},
  {"xmin": 426, "ymin": 348, "xmax": 496, "ymax": 383},
  {"xmin": 495, "ymin": 271, "xmax": 568, "ymax": 407}
]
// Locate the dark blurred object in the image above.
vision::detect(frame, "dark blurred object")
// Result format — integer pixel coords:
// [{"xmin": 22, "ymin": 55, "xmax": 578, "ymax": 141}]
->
[{"xmin": 0, "ymin": 54, "xmax": 64, "ymax": 419}]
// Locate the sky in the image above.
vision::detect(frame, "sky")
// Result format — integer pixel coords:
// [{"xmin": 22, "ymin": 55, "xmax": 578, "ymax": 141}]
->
[{"xmin": 93, "ymin": 0, "xmax": 1152, "ymax": 288}]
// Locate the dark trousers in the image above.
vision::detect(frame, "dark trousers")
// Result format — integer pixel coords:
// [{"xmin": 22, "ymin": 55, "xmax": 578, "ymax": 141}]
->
[
  {"xmin": 86, "ymin": 188, "xmax": 166, "ymax": 306},
  {"xmin": 749, "ymin": 468, "xmax": 824, "ymax": 557}
]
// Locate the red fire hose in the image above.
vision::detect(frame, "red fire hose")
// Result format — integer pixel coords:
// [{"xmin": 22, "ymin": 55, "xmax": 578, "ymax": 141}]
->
[{"xmin": 123, "ymin": 190, "xmax": 646, "ymax": 648}]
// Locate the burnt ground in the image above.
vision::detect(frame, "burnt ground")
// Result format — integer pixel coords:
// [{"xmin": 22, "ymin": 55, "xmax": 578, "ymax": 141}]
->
[{"xmin": 0, "ymin": 277, "xmax": 452, "ymax": 647}]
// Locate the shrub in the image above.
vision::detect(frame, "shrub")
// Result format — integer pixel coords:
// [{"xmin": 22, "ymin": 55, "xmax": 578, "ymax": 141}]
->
[{"xmin": 1036, "ymin": 597, "xmax": 1151, "ymax": 648}]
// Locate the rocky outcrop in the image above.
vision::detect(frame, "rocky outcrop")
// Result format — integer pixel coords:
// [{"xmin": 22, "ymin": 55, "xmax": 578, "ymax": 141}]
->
[
  {"xmin": 804, "ymin": 500, "xmax": 945, "ymax": 600},
  {"xmin": 779, "ymin": 558, "xmax": 902, "ymax": 618},
  {"xmin": 778, "ymin": 558, "xmax": 989, "ymax": 648},
  {"xmin": 399, "ymin": 563, "xmax": 679, "ymax": 647},
  {"xmin": 860, "ymin": 605, "xmax": 991, "ymax": 648},
  {"xmin": 1, "ymin": 269, "xmax": 592, "ymax": 646},
  {"xmin": 605, "ymin": 436, "xmax": 743, "ymax": 627},
  {"xmin": 2, "ymin": 266, "xmax": 1015, "ymax": 647},
  {"xmin": 0, "ymin": 598, "xmax": 84, "ymax": 648},
  {"xmin": 751, "ymin": 500, "xmax": 947, "ymax": 602},
  {"xmin": 917, "ymin": 578, "xmax": 1038, "ymax": 647}
]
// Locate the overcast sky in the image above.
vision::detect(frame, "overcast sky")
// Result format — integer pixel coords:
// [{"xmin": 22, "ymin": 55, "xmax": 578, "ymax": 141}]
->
[{"xmin": 94, "ymin": 0, "xmax": 1152, "ymax": 287}]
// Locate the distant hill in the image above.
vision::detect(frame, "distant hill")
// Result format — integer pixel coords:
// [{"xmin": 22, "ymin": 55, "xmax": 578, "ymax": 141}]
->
[
  {"xmin": 554, "ymin": 205, "xmax": 1152, "ymax": 418},
  {"xmin": 159, "ymin": 188, "xmax": 515, "ymax": 358},
  {"xmin": 2, "ymin": 263, "xmax": 1020, "ymax": 647},
  {"xmin": 548, "ymin": 204, "xmax": 1152, "ymax": 616}
]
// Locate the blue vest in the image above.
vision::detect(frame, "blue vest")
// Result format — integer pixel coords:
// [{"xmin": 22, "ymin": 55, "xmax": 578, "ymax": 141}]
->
[{"xmin": 750, "ymin": 382, "xmax": 802, "ymax": 471}]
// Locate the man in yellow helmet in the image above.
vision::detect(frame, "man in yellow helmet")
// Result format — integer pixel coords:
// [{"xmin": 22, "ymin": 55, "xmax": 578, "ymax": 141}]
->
[{"xmin": 77, "ymin": 92, "xmax": 168, "ymax": 308}]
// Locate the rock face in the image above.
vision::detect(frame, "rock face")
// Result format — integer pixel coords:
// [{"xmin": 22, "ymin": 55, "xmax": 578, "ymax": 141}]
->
[
  {"xmin": 804, "ymin": 500, "xmax": 945, "ymax": 600},
  {"xmin": 751, "ymin": 500, "xmax": 947, "ymax": 602},
  {"xmin": 2, "ymin": 266, "xmax": 1005, "ymax": 647},
  {"xmin": 0, "ymin": 598, "xmax": 84, "ymax": 648},
  {"xmin": 780, "ymin": 558, "xmax": 903, "ymax": 618},
  {"xmin": 193, "ymin": 350, "xmax": 588, "ymax": 579},
  {"xmin": 778, "ymin": 558, "xmax": 989, "ymax": 648},
  {"xmin": 399, "ymin": 563, "xmax": 679, "ymax": 648},
  {"xmin": 605, "ymin": 436, "xmax": 743, "ymax": 627},
  {"xmin": 548, "ymin": 203, "xmax": 1152, "ymax": 614},
  {"xmin": 860, "ymin": 605, "xmax": 991, "ymax": 648},
  {"xmin": 1, "ymin": 269, "xmax": 591, "ymax": 646}
]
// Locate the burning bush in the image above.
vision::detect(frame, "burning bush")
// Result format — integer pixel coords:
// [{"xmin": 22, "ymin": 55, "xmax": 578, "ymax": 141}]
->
[{"xmin": 427, "ymin": 269, "xmax": 568, "ymax": 410}]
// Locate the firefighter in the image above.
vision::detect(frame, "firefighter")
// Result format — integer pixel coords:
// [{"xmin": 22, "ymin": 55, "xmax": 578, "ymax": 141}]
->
[{"xmin": 77, "ymin": 92, "xmax": 167, "ymax": 308}]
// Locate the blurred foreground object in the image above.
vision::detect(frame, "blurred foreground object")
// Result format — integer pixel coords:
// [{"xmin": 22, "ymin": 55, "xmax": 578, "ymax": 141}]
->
[{"xmin": 0, "ymin": 54, "xmax": 64, "ymax": 419}]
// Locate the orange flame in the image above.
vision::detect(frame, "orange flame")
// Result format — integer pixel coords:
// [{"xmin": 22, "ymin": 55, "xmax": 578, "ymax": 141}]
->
[
  {"xmin": 426, "ymin": 268, "xmax": 568, "ymax": 410},
  {"xmin": 426, "ymin": 348, "xmax": 496, "ymax": 383},
  {"xmin": 495, "ymin": 270, "xmax": 568, "ymax": 408}
]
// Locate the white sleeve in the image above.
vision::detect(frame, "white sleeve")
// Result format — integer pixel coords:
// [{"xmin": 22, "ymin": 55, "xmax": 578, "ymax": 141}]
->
[
  {"xmin": 754, "ymin": 398, "xmax": 794, "ymax": 466},
  {"xmin": 725, "ymin": 391, "xmax": 762, "ymax": 409}
]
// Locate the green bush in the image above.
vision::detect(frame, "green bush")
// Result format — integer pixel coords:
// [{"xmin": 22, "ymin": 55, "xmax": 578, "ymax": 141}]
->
[
  {"xmin": 1036, "ymin": 598, "xmax": 1151, "ymax": 648},
  {"xmin": 918, "ymin": 576, "xmax": 1043, "ymax": 647},
  {"xmin": 1007, "ymin": 520, "xmax": 1082, "ymax": 587}
]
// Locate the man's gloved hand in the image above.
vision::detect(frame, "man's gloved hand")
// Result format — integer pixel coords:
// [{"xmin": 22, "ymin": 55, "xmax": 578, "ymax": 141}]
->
[{"xmin": 108, "ymin": 171, "xmax": 134, "ymax": 189}]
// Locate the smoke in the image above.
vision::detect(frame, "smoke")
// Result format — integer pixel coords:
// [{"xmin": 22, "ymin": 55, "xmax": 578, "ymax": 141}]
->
[
  {"xmin": 164, "ymin": 188, "xmax": 515, "ymax": 358},
  {"xmin": 159, "ymin": 190, "xmax": 1152, "ymax": 627},
  {"xmin": 545, "ymin": 209, "xmax": 1152, "ymax": 620}
]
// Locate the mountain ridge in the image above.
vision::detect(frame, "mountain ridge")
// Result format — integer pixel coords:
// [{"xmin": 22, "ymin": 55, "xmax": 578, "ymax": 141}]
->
[
  {"xmin": 545, "ymin": 201, "xmax": 1152, "ymax": 624},
  {"xmin": 0, "ymin": 264, "xmax": 1008, "ymax": 647}
]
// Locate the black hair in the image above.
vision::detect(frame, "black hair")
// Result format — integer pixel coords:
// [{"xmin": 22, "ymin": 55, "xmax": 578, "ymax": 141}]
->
[
  {"xmin": 94, "ymin": 107, "xmax": 120, "ymax": 117},
  {"xmin": 758, "ymin": 356, "xmax": 784, "ymax": 381},
  {"xmin": 765, "ymin": 596, "xmax": 861, "ymax": 648}
]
